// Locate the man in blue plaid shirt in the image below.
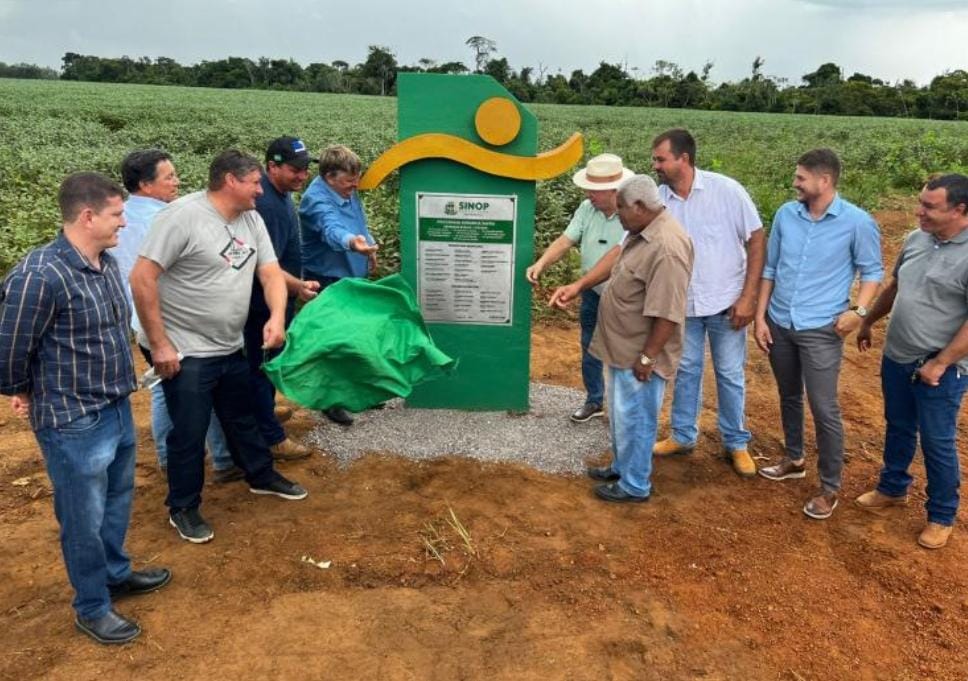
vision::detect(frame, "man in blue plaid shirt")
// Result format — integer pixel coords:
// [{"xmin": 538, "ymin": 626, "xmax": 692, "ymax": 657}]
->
[{"xmin": 0, "ymin": 172, "xmax": 171, "ymax": 645}]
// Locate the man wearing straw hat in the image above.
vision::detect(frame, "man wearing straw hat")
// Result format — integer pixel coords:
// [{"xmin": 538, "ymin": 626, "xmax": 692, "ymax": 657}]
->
[{"xmin": 526, "ymin": 153, "xmax": 633, "ymax": 422}]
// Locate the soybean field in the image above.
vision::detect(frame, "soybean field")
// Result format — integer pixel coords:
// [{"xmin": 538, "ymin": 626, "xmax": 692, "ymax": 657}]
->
[{"xmin": 2, "ymin": 77, "xmax": 967, "ymax": 284}]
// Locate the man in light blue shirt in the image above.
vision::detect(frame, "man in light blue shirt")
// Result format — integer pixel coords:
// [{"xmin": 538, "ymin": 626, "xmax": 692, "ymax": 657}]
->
[
  {"xmin": 754, "ymin": 148, "xmax": 883, "ymax": 520},
  {"xmin": 113, "ymin": 149, "xmax": 237, "ymax": 481},
  {"xmin": 299, "ymin": 144, "xmax": 378, "ymax": 425},
  {"xmin": 648, "ymin": 130, "xmax": 765, "ymax": 478}
]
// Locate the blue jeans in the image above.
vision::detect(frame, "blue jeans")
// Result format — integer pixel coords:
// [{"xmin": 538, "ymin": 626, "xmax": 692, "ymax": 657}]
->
[
  {"xmin": 35, "ymin": 398, "xmax": 136, "ymax": 620},
  {"xmin": 607, "ymin": 365, "xmax": 667, "ymax": 497},
  {"xmin": 141, "ymin": 345, "xmax": 233, "ymax": 471},
  {"xmin": 877, "ymin": 355, "xmax": 967, "ymax": 526},
  {"xmin": 670, "ymin": 313, "xmax": 751, "ymax": 451},
  {"xmin": 579, "ymin": 290, "xmax": 604, "ymax": 406},
  {"xmin": 161, "ymin": 352, "xmax": 278, "ymax": 512}
]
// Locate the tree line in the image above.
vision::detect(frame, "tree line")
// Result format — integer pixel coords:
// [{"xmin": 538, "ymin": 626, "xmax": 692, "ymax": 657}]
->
[{"xmin": 2, "ymin": 39, "xmax": 967, "ymax": 120}]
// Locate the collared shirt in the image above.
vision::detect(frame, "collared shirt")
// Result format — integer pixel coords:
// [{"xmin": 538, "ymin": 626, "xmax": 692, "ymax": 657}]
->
[
  {"xmin": 252, "ymin": 173, "xmax": 301, "ymax": 316},
  {"xmin": 660, "ymin": 169, "xmax": 762, "ymax": 317},
  {"xmin": 0, "ymin": 233, "xmax": 137, "ymax": 430},
  {"xmin": 299, "ymin": 176, "xmax": 374, "ymax": 279},
  {"xmin": 562, "ymin": 199, "xmax": 625, "ymax": 293},
  {"xmin": 885, "ymin": 227, "xmax": 968, "ymax": 372},
  {"xmin": 763, "ymin": 195, "xmax": 883, "ymax": 331},
  {"xmin": 589, "ymin": 210, "xmax": 694, "ymax": 380},
  {"xmin": 112, "ymin": 194, "xmax": 168, "ymax": 336}
]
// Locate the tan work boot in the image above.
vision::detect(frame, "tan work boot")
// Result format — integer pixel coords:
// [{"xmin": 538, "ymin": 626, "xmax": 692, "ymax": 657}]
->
[
  {"xmin": 270, "ymin": 437, "xmax": 311, "ymax": 461},
  {"xmin": 855, "ymin": 489, "xmax": 908, "ymax": 510},
  {"xmin": 653, "ymin": 438, "xmax": 695, "ymax": 457},
  {"xmin": 274, "ymin": 405, "xmax": 294, "ymax": 423},
  {"xmin": 728, "ymin": 448, "xmax": 757, "ymax": 478},
  {"xmin": 918, "ymin": 522, "xmax": 953, "ymax": 550}
]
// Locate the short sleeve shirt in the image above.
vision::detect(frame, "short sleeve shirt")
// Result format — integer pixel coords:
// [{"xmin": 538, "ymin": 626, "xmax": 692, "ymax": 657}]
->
[
  {"xmin": 562, "ymin": 200, "xmax": 625, "ymax": 292},
  {"xmin": 660, "ymin": 170, "xmax": 761, "ymax": 316},
  {"xmin": 137, "ymin": 191, "xmax": 277, "ymax": 357},
  {"xmin": 589, "ymin": 210, "xmax": 694, "ymax": 379},
  {"xmin": 885, "ymin": 227, "xmax": 968, "ymax": 372}
]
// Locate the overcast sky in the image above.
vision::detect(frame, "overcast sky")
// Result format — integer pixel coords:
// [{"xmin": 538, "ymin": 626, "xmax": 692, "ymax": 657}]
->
[{"xmin": 1, "ymin": 0, "xmax": 965, "ymax": 85}]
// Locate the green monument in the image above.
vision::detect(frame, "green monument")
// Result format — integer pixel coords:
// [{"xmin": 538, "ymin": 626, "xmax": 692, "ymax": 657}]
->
[{"xmin": 360, "ymin": 73, "xmax": 582, "ymax": 410}]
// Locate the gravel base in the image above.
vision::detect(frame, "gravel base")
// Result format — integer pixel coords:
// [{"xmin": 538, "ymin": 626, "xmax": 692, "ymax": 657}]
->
[{"xmin": 303, "ymin": 382, "xmax": 610, "ymax": 475}]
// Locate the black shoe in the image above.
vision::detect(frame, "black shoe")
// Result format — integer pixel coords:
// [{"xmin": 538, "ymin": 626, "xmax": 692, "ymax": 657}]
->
[
  {"xmin": 571, "ymin": 403, "xmax": 604, "ymax": 423},
  {"xmin": 594, "ymin": 482, "xmax": 650, "ymax": 503},
  {"xmin": 211, "ymin": 466, "xmax": 246, "ymax": 484},
  {"xmin": 109, "ymin": 568, "xmax": 172, "ymax": 598},
  {"xmin": 323, "ymin": 406, "xmax": 354, "ymax": 425},
  {"xmin": 250, "ymin": 475, "xmax": 308, "ymax": 500},
  {"xmin": 169, "ymin": 508, "xmax": 214, "ymax": 544},
  {"xmin": 587, "ymin": 466, "xmax": 620, "ymax": 482},
  {"xmin": 75, "ymin": 609, "xmax": 141, "ymax": 645}
]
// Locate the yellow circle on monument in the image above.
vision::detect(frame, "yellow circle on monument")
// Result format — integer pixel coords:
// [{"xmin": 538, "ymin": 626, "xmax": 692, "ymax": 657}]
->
[{"xmin": 474, "ymin": 97, "xmax": 522, "ymax": 146}]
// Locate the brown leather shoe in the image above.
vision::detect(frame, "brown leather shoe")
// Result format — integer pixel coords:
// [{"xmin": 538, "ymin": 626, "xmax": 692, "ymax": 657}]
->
[
  {"xmin": 728, "ymin": 448, "xmax": 757, "ymax": 478},
  {"xmin": 653, "ymin": 438, "xmax": 695, "ymax": 457},
  {"xmin": 918, "ymin": 522, "xmax": 953, "ymax": 549},
  {"xmin": 758, "ymin": 458, "xmax": 806, "ymax": 481},
  {"xmin": 269, "ymin": 437, "xmax": 311, "ymax": 461},
  {"xmin": 274, "ymin": 405, "xmax": 294, "ymax": 423},
  {"xmin": 803, "ymin": 491, "xmax": 838, "ymax": 520},
  {"xmin": 855, "ymin": 489, "xmax": 908, "ymax": 510}
]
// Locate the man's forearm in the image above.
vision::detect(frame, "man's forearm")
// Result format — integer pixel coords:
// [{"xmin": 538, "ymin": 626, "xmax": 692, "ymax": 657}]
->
[
  {"xmin": 855, "ymin": 280, "xmax": 880, "ymax": 309},
  {"xmin": 755, "ymin": 278, "xmax": 774, "ymax": 320},
  {"xmin": 282, "ymin": 271, "xmax": 303, "ymax": 297},
  {"xmin": 130, "ymin": 272, "xmax": 170, "ymax": 350},
  {"xmin": 535, "ymin": 234, "xmax": 575, "ymax": 269},
  {"xmin": 262, "ymin": 270, "xmax": 288, "ymax": 319},
  {"xmin": 642, "ymin": 318, "xmax": 678, "ymax": 359},
  {"xmin": 936, "ymin": 321, "xmax": 968, "ymax": 369},
  {"xmin": 740, "ymin": 230, "xmax": 766, "ymax": 299},
  {"xmin": 863, "ymin": 279, "xmax": 897, "ymax": 327}
]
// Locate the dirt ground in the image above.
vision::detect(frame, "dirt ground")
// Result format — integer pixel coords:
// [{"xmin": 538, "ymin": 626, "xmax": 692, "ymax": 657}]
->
[{"xmin": 1, "ymin": 206, "xmax": 966, "ymax": 681}]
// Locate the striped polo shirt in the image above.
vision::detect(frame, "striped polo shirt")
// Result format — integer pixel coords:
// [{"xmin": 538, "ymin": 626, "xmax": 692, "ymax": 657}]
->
[{"xmin": 0, "ymin": 232, "xmax": 137, "ymax": 430}]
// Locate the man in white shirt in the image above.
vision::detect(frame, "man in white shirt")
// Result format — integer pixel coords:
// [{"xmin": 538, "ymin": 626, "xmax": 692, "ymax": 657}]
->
[{"xmin": 649, "ymin": 129, "xmax": 765, "ymax": 477}]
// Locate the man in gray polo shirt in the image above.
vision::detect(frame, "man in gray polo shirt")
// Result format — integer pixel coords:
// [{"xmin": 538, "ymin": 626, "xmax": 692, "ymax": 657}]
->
[
  {"xmin": 130, "ymin": 150, "xmax": 308, "ymax": 544},
  {"xmin": 855, "ymin": 173, "xmax": 968, "ymax": 550}
]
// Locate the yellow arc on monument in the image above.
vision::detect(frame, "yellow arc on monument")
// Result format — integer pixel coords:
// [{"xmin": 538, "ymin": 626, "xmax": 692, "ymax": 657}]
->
[{"xmin": 359, "ymin": 96, "xmax": 584, "ymax": 190}]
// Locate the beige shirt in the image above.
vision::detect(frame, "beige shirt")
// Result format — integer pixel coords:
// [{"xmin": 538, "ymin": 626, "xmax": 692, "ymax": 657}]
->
[{"xmin": 589, "ymin": 210, "xmax": 694, "ymax": 379}]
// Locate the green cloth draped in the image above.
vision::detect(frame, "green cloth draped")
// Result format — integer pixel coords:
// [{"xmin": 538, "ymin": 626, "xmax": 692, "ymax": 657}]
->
[{"xmin": 263, "ymin": 274, "xmax": 455, "ymax": 412}]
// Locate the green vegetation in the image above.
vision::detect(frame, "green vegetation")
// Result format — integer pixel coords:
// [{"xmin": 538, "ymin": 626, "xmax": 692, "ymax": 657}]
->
[{"xmin": 2, "ymin": 78, "xmax": 967, "ymax": 303}]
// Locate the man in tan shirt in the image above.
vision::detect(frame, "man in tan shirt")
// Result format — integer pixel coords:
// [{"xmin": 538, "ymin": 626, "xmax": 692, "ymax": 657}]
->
[{"xmin": 551, "ymin": 175, "xmax": 694, "ymax": 502}]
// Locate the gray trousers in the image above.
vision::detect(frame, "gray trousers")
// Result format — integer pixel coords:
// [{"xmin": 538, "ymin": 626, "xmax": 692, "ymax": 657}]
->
[{"xmin": 767, "ymin": 318, "xmax": 845, "ymax": 493}]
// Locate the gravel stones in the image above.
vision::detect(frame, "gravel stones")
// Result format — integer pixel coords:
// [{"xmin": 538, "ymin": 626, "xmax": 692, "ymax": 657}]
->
[{"xmin": 303, "ymin": 382, "xmax": 610, "ymax": 474}]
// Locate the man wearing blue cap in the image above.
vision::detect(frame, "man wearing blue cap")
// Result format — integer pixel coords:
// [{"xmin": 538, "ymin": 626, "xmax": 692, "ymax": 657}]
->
[{"xmin": 246, "ymin": 137, "xmax": 321, "ymax": 460}]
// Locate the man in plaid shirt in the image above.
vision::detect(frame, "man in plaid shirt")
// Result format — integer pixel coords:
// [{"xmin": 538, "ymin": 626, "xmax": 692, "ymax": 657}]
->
[{"xmin": 0, "ymin": 172, "xmax": 171, "ymax": 645}]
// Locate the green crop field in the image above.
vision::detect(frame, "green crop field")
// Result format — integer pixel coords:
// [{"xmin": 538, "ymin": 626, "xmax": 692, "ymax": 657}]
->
[{"xmin": 2, "ymin": 78, "xmax": 967, "ymax": 290}]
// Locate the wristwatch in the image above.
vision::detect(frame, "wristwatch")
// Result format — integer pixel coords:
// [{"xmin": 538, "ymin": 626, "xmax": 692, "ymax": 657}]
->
[
  {"xmin": 639, "ymin": 353, "xmax": 655, "ymax": 367},
  {"xmin": 850, "ymin": 305, "xmax": 868, "ymax": 318}
]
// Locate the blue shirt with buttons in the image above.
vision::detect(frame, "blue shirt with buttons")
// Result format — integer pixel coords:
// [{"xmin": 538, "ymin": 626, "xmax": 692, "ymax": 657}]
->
[
  {"xmin": 299, "ymin": 176, "xmax": 374, "ymax": 280},
  {"xmin": 763, "ymin": 195, "xmax": 883, "ymax": 330}
]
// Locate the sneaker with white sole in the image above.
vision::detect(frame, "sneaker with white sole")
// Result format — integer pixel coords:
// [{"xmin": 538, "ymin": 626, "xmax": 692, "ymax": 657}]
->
[
  {"xmin": 249, "ymin": 475, "xmax": 308, "ymax": 500},
  {"xmin": 758, "ymin": 458, "xmax": 806, "ymax": 481},
  {"xmin": 571, "ymin": 403, "xmax": 604, "ymax": 422},
  {"xmin": 169, "ymin": 508, "xmax": 214, "ymax": 543}
]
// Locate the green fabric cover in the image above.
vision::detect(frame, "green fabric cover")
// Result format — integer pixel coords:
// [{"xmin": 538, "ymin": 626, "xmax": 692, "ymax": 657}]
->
[{"xmin": 263, "ymin": 274, "xmax": 455, "ymax": 412}]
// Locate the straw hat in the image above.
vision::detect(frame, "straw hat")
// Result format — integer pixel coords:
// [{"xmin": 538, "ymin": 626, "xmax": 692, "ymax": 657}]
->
[{"xmin": 572, "ymin": 153, "xmax": 635, "ymax": 191}]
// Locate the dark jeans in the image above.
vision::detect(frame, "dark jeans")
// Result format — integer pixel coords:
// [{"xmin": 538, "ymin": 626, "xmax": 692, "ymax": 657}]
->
[
  {"xmin": 161, "ymin": 352, "xmax": 277, "ymax": 512},
  {"xmin": 579, "ymin": 290, "xmax": 604, "ymax": 406},
  {"xmin": 878, "ymin": 355, "xmax": 967, "ymax": 525},
  {"xmin": 243, "ymin": 304, "xmax": 294, "ymax": 447},
  {"xmin": 35, "ymin": 398, "xmax": 135, "ymax": 619},
  {"xmin": 767, "ymin": 318, "xmax": 845, "ymax": 493}
]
